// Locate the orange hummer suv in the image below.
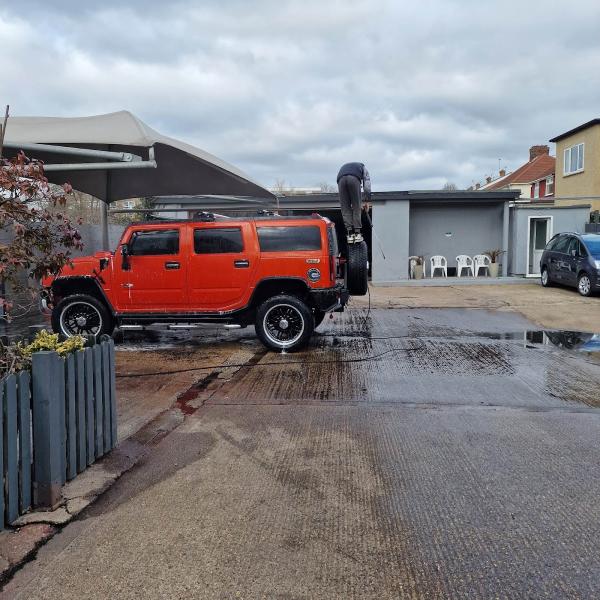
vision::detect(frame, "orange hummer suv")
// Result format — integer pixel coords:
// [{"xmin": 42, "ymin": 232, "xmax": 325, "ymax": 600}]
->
[{"xmin": 41, "ymin": 214, "xmax": 366, "ymax": 351}]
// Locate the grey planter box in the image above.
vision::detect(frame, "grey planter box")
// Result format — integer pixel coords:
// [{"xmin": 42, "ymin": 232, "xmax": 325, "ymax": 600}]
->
[{"xmin": 0, "ymin": 336, "xmax": 117, "ymax": 527}]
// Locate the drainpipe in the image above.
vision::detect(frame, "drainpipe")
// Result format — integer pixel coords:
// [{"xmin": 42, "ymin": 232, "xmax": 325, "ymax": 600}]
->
[{"xmin": 502, "ymin": 201, "xmax": 510, "ymax": 277}]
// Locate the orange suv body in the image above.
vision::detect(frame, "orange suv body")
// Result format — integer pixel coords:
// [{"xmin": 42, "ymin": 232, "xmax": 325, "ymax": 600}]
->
[{"xmin": 41, "ymin": 215, "xmax": 349, "ymax": 350}]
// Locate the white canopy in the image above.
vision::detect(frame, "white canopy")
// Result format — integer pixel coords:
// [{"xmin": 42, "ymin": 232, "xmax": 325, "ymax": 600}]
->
[{"xmin": 4, "ymin": 111, "xmax": 274, "ymax": 201}]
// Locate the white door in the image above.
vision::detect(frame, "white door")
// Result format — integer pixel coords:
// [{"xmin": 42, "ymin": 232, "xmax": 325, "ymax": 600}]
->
[{"xmin": 528, "ymin": 218, "xmax": 550, "ymax": 275}]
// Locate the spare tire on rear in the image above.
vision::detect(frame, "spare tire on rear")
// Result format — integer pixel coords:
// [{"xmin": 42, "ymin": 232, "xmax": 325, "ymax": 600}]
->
[{"xmin": 346, "ymin": 241, "xmax": 368, "ymax": 296}]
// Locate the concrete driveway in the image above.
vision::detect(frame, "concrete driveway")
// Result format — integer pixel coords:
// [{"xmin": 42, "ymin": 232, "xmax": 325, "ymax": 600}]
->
[{"xmin": 4, "ymin": 307, "xmax": 600, "ymax": 599}]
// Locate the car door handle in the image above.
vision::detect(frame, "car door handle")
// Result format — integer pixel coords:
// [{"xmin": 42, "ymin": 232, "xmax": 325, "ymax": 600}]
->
[
  {"xmin": 234, "ymin": 259, "xmax": 250, "ymax": 268},
  {"xmin": 165, "ymin": 261, "xmax": 180, "ymax": 270}
]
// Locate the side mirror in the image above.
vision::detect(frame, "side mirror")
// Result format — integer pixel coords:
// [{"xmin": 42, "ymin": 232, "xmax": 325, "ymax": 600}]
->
[
  {"xmin": 121, "ymin": 244, "xmax": 131, "ymax": 271},
  {"xmin": 570, "ymin": 249, "xmax": 578, "ymax": 257}
]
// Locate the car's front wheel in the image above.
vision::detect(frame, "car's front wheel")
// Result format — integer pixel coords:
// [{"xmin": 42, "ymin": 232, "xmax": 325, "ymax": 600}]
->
[
  {"xmin": 255, "ymin": 295, "xmax": 314, "ymax": 351},
  {"xmin": 52, "ymin": 294, "xmax": 114, "ymax": 338},
  {"xmin": 541, "ymin": 267, "xmax": 552, "ymax": 287},
  {"xmin": 577, "ymin": 273, "xmax": 593, "ymax": 297}
]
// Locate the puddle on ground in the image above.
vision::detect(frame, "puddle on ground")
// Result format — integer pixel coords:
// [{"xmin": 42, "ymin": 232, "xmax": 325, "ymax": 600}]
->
[{"xmin": 482, "ymin": 330, "xmax": 600, "ymax": 354}]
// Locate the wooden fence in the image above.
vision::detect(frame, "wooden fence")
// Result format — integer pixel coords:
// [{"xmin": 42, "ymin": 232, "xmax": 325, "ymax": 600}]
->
[{"xmin": 0, "ymin": 336, "xmax": 117, "ymax": 529}]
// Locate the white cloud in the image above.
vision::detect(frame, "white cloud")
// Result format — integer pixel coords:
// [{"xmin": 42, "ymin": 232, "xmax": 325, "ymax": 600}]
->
[{"xmin": 2, "ymin": 0, "xmax": 599, "ymax": 191}]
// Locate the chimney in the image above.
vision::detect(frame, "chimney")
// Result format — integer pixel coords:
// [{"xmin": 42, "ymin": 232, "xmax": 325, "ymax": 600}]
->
[
  {"xmin": 475, "ymin": 182, "xmax": 481, "ymax": 190},
  {"xmin": 485, "ymin": 176, "xmax": 492, "ymax": 184},
  {"xmin": 499, "ymin": 169, "xmax": 506, "ymax": 177},
  {"xmin": 529, "ymin": 145, "xmax": 549, "ymax": 161}
]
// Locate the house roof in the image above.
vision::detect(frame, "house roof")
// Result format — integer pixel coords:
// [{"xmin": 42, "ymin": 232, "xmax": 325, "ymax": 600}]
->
[
  {"xmin": 549, "ymin": 119, "xmax": 600, "ymax": 143},
  {"xmin": 483, "ymin": 154, "xmax": 555, "ymax": 190}
]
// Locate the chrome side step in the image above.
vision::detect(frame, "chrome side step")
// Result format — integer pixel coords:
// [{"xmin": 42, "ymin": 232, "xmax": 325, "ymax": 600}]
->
[{"xmin": 119, "ymin": 323, "xmax": 243, "ymax": 331}]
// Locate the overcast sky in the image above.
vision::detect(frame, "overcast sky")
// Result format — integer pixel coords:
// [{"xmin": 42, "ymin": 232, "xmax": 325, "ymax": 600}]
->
[{"xmin": 2, "ymin": 1, "xmax": 599, "ymax": 191}]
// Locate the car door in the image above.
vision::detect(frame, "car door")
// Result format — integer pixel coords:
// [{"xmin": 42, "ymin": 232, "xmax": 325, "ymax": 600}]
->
[
  {"xmin": 187, "ymin": 223, "xmax": 257, "ymax": 311},
  {"xmin": 113, "ymin": 227, "xmax": 187, "ymax": 312},
  {"xmin": 574, "ymin": 239, "xmax": 590, "ymax": 283},
  {"xmin": 549, "ymin": 235, "xmax": 569, "ymax": 281},
  {"xmin": 562, "ymin": 237, "xmax": 579, "ymax": 286}
]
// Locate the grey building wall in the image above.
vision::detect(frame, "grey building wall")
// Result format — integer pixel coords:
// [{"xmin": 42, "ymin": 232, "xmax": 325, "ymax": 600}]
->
[
  {"xmin": 75, "ymin": 224, "xmax": 126, "ymax": 256},
  {"xmin": 409, "ymin": 203, "xmax": 504, "ymax": 275},
  {"xmin": 371, "ymin": 200, "xmax": 410, "ymax": 282},
  {"xmin": 510, "ymin": 205, "xmax": 590, "ymax": 276}
]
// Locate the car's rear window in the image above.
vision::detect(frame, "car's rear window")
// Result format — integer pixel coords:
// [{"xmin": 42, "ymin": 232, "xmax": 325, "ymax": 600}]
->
[
  {"xmin": 257, "ymin": 226, "xmax": 321, "ymax": 252},
  {"xmin": 552, "ymin": 236, "xmax": 570, "ymax": 254}
]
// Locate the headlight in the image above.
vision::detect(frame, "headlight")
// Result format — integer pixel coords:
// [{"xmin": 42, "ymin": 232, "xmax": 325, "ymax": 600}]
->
[{"xmin": 595, "ymin": 260, "xmax": 600, "ymax": 270}]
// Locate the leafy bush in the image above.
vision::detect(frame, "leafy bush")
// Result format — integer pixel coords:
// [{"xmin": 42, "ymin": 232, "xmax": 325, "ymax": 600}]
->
[
  {"xmin": 0, "ymin": 330, "xmax": 85, "ymax": 378},
  {"xmin": 0, "ymin": 152, "xmax": 83, "ymax": 315}
]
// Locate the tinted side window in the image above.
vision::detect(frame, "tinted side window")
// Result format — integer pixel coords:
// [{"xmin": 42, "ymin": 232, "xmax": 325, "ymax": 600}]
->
[
  {"xmin": 578, "ymin": 241, "xmax": 588, "ymax": 257},
  {"xmin": 194, "ymin": 228, "xmax": 244, "ymax": 254},
  {"xmin": 129, "ymin": 230, "xmax": 179, "ymax": 255},
  {"xmin": 553, "ymin": 236, "xmax": 570, "ymax": 254},
  {"xmin": 258, "ymin": 226, "xmax": 322, "ymax": 252},
  {"xmin": 566, "ymin": 237, "xmax": 579, "ymax": 255},
  {"xmin": 545, "ymin": 236, "xmax": 560, "ymax": 251}
]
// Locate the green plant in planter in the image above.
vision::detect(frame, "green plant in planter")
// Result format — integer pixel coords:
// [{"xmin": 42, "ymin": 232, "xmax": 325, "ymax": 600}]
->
[
  {"xmin": 18, "ymin": 329, "xmax": 85, "ymax": 358},
  {"xmin": 1, "ymin": 330, "xmax": 85, "ymax": 377},
  {"xmin": 484, "ymin": 249, "xmax": 505, "ymax": 263}
]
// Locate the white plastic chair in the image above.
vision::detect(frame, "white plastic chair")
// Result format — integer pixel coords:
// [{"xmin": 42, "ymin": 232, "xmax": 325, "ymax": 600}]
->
[
  {"xmin": 473, "ymin": 254, "xmax": 491, "ymax": 277},
  {"xmin": 456, "ymin": 255, "xmax": 474, "ymax": 277},
  {"xmin": 430, "ymin": 255, "xmax": 447, "ymax": 278}
]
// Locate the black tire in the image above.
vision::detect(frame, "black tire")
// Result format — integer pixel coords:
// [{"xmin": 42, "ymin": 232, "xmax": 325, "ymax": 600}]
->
[
  {"xmin": 577, "ymin": 272, "xmax": 593, "ymax": 297},
  {"xmin": 255, "ymin": 294, "xmax": 314, "ymax": 351},
  {"xmin": 52, "ymin": 294, "xmax": 114, "ymax": 338},
  {"xmin": 346, "ymin": 240, "xmax": 368, "ymax": 296},
  {"xmin": 313, "ymin": 310, "xmax": 326, "ymax": 329},
  {"xmin": 541, "ymin": 267, "xmax": 552, "ymax": 287}
]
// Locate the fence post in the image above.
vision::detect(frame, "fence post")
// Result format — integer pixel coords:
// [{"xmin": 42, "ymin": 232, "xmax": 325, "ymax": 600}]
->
[{"xmin": 31, "ymin": 351, "xmax": 63, "ymax": 509}]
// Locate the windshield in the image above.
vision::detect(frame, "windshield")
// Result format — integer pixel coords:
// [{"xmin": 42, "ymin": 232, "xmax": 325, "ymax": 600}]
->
[{"xmin": 583, "ymin": 237, "xmax": 600, "ymax": 258}]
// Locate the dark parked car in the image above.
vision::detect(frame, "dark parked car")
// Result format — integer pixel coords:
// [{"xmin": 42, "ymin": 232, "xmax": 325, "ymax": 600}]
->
[{"xmin": 540, "ymin": 232, "xmax": 600, "ymax": 296}]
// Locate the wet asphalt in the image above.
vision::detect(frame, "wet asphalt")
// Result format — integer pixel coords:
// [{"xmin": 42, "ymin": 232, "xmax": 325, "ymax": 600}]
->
[{"xmin": 5, "ymin": 307, "xmax": 600, "ymax": 599}]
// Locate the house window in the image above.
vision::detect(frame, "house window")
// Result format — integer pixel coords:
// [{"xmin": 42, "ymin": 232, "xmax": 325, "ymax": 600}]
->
[
  {"xmin": 564, "ymin": 143, "xmax": 584, "ymax": 175},
  {"xmin": 533, "ymin": 182, "xmax": 540, "ymax": 199},
  {"xmin": 545, "ymin": 175, "xmax": 554, "ymax": 195}
]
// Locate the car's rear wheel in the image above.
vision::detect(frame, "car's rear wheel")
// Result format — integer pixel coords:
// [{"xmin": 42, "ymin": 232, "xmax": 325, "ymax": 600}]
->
[
  {"xmin": 577, "ymin": 273, "xmax": 592, "ymax": 297},
  {"xmin": 541, "ymin": 267, "xmax": 552, "ymax": 287},
  {"xmin": 52, "ymin": 294, "xmax": 114, "ymax": 338},
  {"xmin": 255, "ymin": 295, "xmax": 314, "ymax": 351}
]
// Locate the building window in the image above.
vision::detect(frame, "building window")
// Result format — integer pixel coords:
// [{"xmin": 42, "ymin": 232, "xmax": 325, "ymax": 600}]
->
[
  {"xmin": 533, "ymin": 182, "xmax": 540, "ymax": 199},
  {"xmin": 545, "ymin": 175, "xmax": 554, "ymax": 195},
  {"xmin": 564, "ymin": 143, "xmax": 584, "ymax": 175}
]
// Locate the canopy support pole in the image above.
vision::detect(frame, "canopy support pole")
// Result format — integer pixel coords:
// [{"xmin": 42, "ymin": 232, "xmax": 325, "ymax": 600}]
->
[{"xmin": 100, "ymin": 202, "xmax": 109, "ymax": 251}]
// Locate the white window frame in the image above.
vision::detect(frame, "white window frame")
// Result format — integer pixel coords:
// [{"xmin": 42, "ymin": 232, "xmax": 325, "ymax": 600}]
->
[
  {"xmin": 525, "ymin": 215, "xmax": 553, "ymax": 277},
  {"xmin": 564, "ymin": 143, "xmax": 584, "ymax": 175},
  {"xmin": 545, "ymin": 175, "xmax": 554, "ymax": 196}
]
